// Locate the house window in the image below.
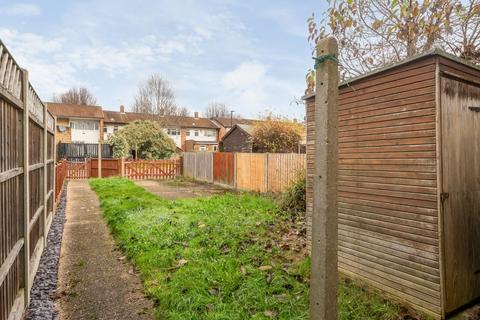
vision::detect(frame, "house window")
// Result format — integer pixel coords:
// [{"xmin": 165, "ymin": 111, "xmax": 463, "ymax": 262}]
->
[
  {"xmin": 186, "ymin": 129, "xmax": 190, "ymax": 136},
  {"xmin": 206, "ymin": 130, "xmax": 215, "ymax": 137},
  {"xmin": 103, "ymin": 127, "xmax": 108, "ymax": 133},
  {"xmin": 213, "ymin": 145, "xmax": 218, "ymax": 151},
  {"xmin": 199, "ymin": 145, "xmax": 206, "ymax": 151},
  {"xmin": 194, "ymin": 130, "xmax": 199, "ymax": 137},
  {"xmin": 70, "ymin": 120, "xmax": 99, "ymax": 130},
  {"xmin": 113, "ymin": 125, "xmax": 119, "ymax": 132}
]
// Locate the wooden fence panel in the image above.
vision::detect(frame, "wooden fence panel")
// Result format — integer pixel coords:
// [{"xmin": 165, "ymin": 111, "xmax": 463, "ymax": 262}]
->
[
  {"xmin": 195, "ymin": 152, "xmax": 214, "ymax": 183},
  {"xmin": 235, "ymin": 153, "xmax": 266, "ymax": 192},
  {"xmin": 213, "ymin": 152, "xmax": 235, "ymax": 186},
  {"xmin": 182, "ymin": 152, "xmax": 196, "ymax": 179},
  {"xmin": 90, "ymin": 158, "xmax": 120, "ymax": 178},
  {"xmin": 124, "ymin": 159, "xmax": 181, "ymax": 180},
  {"xmin": 0, "ymin": 39, "xmax": 56, "ymax": 320},
  {"xmin": 55, "ymin": 160, "xmax": 67, "ymax": 202},
  {"xmin": 266, "ymin": 153, "xmax": 306, "ymax": 192}
]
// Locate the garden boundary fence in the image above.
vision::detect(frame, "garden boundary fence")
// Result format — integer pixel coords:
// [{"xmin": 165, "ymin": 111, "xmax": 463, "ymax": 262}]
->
[
  {"xmin": 64, "ymin": 158, "xmax": 182, "ymax": 180},
  {"xmin": 57, "ymin": 143, "xmax": 112, "ymax": 161},
  {"xmin": 183, "ymin": 152, "xmax": 306, "ymax": 193},
  {"xmin": 0, "ymin": 40, "xmax": 56, "ymax": 320}
]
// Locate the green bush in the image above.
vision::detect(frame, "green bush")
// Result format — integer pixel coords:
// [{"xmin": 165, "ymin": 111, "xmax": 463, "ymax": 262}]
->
[{"xmin": 280, "ymin": 171, "xmax": 306, "ymax": 217}]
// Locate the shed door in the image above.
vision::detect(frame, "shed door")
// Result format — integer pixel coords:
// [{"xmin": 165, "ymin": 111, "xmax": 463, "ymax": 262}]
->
[{"xmin": 441, "ymin": 76, "xmax": 480, "ymax": 313}]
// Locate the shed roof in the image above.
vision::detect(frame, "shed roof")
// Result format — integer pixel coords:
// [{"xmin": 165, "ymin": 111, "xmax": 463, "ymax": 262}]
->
[
  {"xmin": 47, "ymin": 103, "xmax": 104, "ymax": 119},
  {"xmin": 221, "ymin": 124, "xmax": 254, "ymax": 142},
  {"xmin": 303, "ymin": 49, "xmax": 480, "ymax": 100}
]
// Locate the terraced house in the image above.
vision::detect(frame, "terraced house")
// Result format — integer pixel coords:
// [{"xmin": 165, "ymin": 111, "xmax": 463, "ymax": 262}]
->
[
  {"xmin": 46, "ymin": 103, "xmax": 105, "ymax": 144},
  {"xmin": 103, "ymin": 107, "xmax": 221, "ymax": 151},
  {"xmin": 47, "ymin": 103, "xmax": 259, "ymax": 152}
]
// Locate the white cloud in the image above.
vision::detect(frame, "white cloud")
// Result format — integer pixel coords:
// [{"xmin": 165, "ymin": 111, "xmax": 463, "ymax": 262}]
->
[
  {"xmin": 5, "ymin": 3, "xmax": 42, "ymax": 16},
  {"xmin": 223, "ymin": 62, "xmax": 267, "ymax": 89}
]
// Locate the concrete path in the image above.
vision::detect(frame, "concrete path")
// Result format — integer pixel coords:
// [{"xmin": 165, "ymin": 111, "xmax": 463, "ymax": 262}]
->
[
  {"xmin": 135, "ymin": 179, "xmax": 228, "ymax": 200},
  {"xmin": 56, "ymin": 180, "xmax": 153, "ymax": 320}
]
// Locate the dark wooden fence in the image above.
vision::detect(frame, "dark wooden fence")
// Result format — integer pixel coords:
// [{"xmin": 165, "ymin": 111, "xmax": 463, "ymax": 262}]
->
[
  {"xmin": 57, "ymin": 143, "xmax": 112, "ymax": 161},
  {"xmin": 0, "ymin": 40, "xmax": 56, "ymax": 320}
]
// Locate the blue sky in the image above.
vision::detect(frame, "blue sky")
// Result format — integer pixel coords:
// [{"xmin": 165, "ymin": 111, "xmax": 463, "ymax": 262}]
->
[{"xmin": 0, "ymin": 0, "xmax": 325, "ymax": 119}]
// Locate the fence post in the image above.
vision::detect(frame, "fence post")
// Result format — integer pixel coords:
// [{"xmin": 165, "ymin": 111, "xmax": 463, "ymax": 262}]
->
[
  {"xmin": 120, "ymin": 157, "xmax": 125, "ymax": 177},
  {"xmin": 42, "ymin": 92, "xmax": 48, "ymax": 246},
  {"xmin": 21, "ymin": 68, "xmax": 30, "ymax": 307},
  {"xmin": 309, "ymin": 37, "xmax": 339, "ymax": 320},
  {"xmin": 264, "ymin": 153, "xmax": 269, "ymax": 192},
  {"xmin": 233, "ymin": 152, "xmax": 237, "ymax": 189},
  {"xmin": 53, "ymin": 116, "xmax": 57, "ymax": 206},
  {"xmin": 97, "ymin": 142, "xmax": 102, "ymax": 178}
]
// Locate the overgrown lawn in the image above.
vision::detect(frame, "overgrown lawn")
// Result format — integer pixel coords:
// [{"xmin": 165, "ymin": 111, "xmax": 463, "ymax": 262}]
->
[{"xmin": 90, "ymin": 178, "xmax": 401, "ymax": 320}]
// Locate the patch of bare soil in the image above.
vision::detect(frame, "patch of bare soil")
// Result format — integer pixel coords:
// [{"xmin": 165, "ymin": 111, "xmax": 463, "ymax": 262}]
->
[{"xmin": 135, "ymin": 179, "xmax": 230, "ymax": 200}]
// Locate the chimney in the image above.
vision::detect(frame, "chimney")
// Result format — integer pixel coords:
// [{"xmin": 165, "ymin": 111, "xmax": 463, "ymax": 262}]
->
[
  {"xmin": 194, "ymin": 111, "xmax": 199, "ymax": 118},
  {"xmin": 120, "ymin": 105, "xmax": 125, "ymax": 114}
]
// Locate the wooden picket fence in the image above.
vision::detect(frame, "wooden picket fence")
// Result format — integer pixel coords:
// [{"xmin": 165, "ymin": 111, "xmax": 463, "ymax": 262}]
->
[
  {"xmin": 183, "ymin": 152, "xmax": 306, "ymax": 193},
  {"xmin": 124, "ymin": 159, "xmax": 182, "ymax": 179},
  {"xmin": 64, "ymin": 158, "xmax": 181, "ymax": 180}
]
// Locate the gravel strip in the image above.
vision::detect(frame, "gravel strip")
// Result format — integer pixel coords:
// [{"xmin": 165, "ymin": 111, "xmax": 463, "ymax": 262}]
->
[{"xmin": 26, "ymin": 182, "xmax": 68, "ymax": 320}]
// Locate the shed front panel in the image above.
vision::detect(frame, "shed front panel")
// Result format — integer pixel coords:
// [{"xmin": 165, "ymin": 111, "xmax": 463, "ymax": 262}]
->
[{"xmin": 441, "ymin": 76, "xmax": 480, "ymax": 313}]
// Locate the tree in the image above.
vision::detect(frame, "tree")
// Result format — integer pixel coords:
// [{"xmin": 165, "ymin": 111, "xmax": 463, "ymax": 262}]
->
[
  {"xmin": 132, "ymin": 74, "xmax": 187, "ymax": 116},
  {"xmin": 307, "ymin": 0, "xmax": 480, "ymax": 84},
  {"xmin": 53, "ymin": 87, "xmax": 97, "ymax": 105},
  {"xmin": 251, "ymin": 116, "xmax": 304, "ymax": 153},
  {"xmin": 108, "ymin": 120, "xmax": 176, "ymax": 159},
  {"xmin": 204, "ymin": 101, "xmax": 230, "ymax": 118}
]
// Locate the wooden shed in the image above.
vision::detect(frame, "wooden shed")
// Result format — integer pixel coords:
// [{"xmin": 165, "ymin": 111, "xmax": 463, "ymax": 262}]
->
[{"xmin": 303, "ymin": 50, "xmax": 480, "ymax": 319}]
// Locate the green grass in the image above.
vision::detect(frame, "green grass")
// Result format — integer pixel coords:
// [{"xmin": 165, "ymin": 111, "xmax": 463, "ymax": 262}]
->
[{"xmin": 90, "ymin": 177, "xmax": 401, "ymax": 320}]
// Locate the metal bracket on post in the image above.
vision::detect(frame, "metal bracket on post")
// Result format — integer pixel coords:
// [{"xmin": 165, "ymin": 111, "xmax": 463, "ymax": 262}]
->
[{"xmin": 310, "ymin": 37, "xmax": 339, "ymax": 320}]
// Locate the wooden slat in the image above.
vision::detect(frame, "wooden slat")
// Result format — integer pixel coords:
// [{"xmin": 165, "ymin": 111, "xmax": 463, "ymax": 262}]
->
[
  {"xmin": 0, "ymin": 239, "xmax": 23, "ymax": 287},
  {"xmin": 0, "ymin": 167, "xmax": 23, "ymax": 184}
]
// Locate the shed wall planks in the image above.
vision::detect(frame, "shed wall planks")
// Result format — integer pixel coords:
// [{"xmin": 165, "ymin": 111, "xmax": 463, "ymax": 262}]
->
[{"xmin": 305, "ymin": 56, "xmax": 443, "ymax": 317}]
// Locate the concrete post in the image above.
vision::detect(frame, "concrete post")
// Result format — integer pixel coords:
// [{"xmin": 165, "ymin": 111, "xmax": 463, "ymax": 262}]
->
[{"xmin": 309, "ymin": 37, "xmax": 339, "ymax": 320}]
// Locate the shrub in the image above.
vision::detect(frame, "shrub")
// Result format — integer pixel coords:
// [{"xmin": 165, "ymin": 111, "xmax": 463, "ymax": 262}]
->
[
  {"xmin": 280, "ymin": 171, "xmax": 306, "ymax": 217},
  {"xmin": 109, "ymin": 133, "xmax": 130, "ymax": 158}
]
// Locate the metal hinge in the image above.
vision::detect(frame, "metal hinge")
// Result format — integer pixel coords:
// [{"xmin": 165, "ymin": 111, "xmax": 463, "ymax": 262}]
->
[{"xmin": 440, "ymin": 192, "xmax": 449, "ymax": 202}]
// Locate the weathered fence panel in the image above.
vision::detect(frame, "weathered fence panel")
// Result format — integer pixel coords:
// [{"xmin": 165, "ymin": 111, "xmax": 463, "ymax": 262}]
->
[
  {"xmin": 57, "ymin": 143, "xmax": 112, "ymax": 161},
  {"xmin": 213, "ymin": 152, "xmax": 235, "ymax": 186},
  {"xmin": 194, "ymin": 152, "xmax": 214, "ymax": 183},
  {"xmin": 266, "ymin": 153, "xmax": 306, "ymax": 192},
  {"xmin": 124, "ymin": 159, "xmax": 181, "ymax": 180},
  {"xmin": 183, "ymin": 152, "xmax": 196, "ymax": 179},
  {"xmin": 183, "ymin": 152, "xmax": 306, "ymax": 193},
  {"xmin": 235, "ymin": 153, "xmax": 266, "ymax": 192},
  {"xmin": 0, "ymin": 40, "xmax": 56, "ymax": 320}
]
